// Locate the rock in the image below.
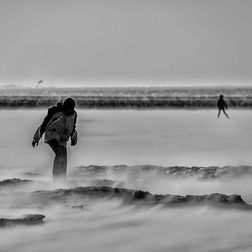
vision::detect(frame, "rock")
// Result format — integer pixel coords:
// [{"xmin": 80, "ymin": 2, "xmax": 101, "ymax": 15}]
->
[
  {"xmin": 0, "ymin": 214, "xmax": 45, "ymax": 227},
  {"xmin": 21, "ymin": 172, "xmax": 41, "ymax": 177},
  {"xmin": 72, "ymin": 165, "xmax": 252, "ymax": 180},
  {"xmin": 0, "ymin": 178, "xmax": 49, "ymax": 192},
  {"xmin": 0, "ymin": 178, "xmax": 31, "ymax": 187},
  {"xmin": 72, "ymin": 205, "xmax": 85, "ymax": 209},
  {"xmin": 92, "ymin": 179, "xmax": 116, "ymax": 187},
  {"xmin": 29, "ymin": 186, "xmax": 252, "ymax": 210},
  {"xmin": 92, "ymin": 179, "xmax": 124, "ymax": 188}
]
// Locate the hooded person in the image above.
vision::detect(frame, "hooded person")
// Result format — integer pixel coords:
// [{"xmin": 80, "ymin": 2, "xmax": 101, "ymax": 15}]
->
[{"xmin": 32, "ymin": 98, "xmax": 77, "ymax": 181}]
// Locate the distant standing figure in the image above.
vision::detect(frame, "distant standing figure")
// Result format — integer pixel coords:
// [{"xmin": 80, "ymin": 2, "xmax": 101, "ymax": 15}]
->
[
  {"xmin": 32, "ymin": 98, "xmax": 77, "ymax": 181},
  {"xmin": 217, "ymin": 94, "xmax": 229, "ymax": 118}
]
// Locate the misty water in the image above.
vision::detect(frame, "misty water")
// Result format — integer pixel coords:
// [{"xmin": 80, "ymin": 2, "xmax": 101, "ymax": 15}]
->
[{"xmin": 1, "ymin": 109, "xmax": 252, "ymax": 252}]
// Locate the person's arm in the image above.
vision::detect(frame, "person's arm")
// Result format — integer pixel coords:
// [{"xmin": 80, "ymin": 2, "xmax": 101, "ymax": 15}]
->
[
  {"xmin": 32, "ymin": 106, "xmax": 58, "ymax": 147},
  {"xmin": 70, "ymin": 111, "xmax": 77, "ymax": 136},
  {"xmin": 224, "ymin": 101, "xmax": 228, "ymax": 109},
  {"xmin": 70, "ymin": 112, "xmax": 77, "ymax": 146},
  {"xmin": 32, "ymin": 127, "xmax": 41, "ymax": 147}
]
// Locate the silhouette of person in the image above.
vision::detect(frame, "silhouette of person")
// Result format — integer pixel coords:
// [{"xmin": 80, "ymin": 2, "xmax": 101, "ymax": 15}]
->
[
  {"xmin": 32, "ymin": 98, "xmax": 77, "ymax": 181},
  {"xmin": 217, "ymin": 94, "xmax": 229, "ymax": 118}
]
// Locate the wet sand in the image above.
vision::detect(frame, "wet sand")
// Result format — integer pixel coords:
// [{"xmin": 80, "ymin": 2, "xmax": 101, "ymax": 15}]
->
[{"xmin": 0, "ymin": 109, "xmax": 252, "ymax": 171}]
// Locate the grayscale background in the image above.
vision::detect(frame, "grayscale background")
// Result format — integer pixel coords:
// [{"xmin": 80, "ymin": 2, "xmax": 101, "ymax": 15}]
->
[{"xmin": 1, "ymin": 1, "xmax": 252, "ymax": 252}]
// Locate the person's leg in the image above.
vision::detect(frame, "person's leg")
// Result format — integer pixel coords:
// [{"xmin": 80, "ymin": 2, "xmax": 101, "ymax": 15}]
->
[
  {"xmin": 223, "ymin": 109, "xmax": 229, "ymax": 118},
  {"xmin": 56, "ymin": 144, "xmax": 67, "ymax": 180},
  {"xmin": 218, "ymin": 109, "xmax": 221, "ymax": 118},
  {"xmin": 48, "ymin": 140, "xmax": 58, "ymax": 177},
  {"xmin": 48, "ymin": 141, "xmax": 67, "ymax": 181}
]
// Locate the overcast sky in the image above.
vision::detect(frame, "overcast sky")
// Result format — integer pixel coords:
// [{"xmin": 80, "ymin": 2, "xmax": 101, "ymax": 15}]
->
[{"xmin": 0, "ymin": 0, "xmax": 252, "ymax": 87}]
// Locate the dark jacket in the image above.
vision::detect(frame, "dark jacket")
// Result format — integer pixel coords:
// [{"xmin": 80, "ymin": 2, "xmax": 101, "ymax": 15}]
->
[
  {"xmin": 217, "ymin": 99, "xmax": 228, "ymax": 110},
  {"xmin": 33, "ymin": 103, "xmax": 77, "ymax": 145}
]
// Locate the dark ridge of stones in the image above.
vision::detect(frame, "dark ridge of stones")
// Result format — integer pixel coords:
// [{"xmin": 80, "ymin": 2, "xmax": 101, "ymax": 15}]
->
[
  {"xmin": 31, "ymin": 186, "xmax": 252, "ymax": 210},
  {"xmin": 0, "ymin": 178, "xmax": 34, "ymax": 189},
  {"xmin": 21, "ymin": 171, "xmax": 41, "ymax": 177},
  {"xmin": 73, "ymin": 165, "xmax": 252, "ymax": 180},
  {"xmin": 72, "ymin": 205, "xmax": 85, "ymax": 209},
  {"xmin": 0, "ymin": 178, "xmax": 48, "ymax": 191},
  {"xmin": 92, "ymin": 179, "xmax": 116, "ymax": 187},
  {"xmin": 0, "ymin": 214, "xmax": 45, "ymax": 227},
  {"xmin": 92, "ymin": 179, "xmax": 124, "ymax": 188},
  {"xmin": 0, "ymin": 178, "xmax": 32, "ymax": 187}
]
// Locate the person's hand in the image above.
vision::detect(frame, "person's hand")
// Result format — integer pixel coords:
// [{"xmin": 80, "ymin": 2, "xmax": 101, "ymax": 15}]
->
[
  {"xmin": 71, "ymin": 139, "xmax": 77, "ymax": 146},
  {"xmin": 32, "ymin": 139, "xmax": 39, "ymax": 147}
]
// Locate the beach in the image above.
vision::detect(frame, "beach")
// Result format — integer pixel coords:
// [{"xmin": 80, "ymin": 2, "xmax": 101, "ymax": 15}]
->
[
  {"xmin": 1, "ymin": 109, "xmax": 252, "ymax": 170},
  {"xmin": 1, "ymin": 109, "xmax": 252, "ymax": 251},
  {"xmin": 0, "ymin": 109, "xmax": 252, "ymax": 252}
]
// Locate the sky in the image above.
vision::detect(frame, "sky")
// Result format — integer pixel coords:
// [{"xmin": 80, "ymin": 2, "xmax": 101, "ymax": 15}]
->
[{"xmin": 0, "ymin": 0, "xmax": 252, "ymax": 87}]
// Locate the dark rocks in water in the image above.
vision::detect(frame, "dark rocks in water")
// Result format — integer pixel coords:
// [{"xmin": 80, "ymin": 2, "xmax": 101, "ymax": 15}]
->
[
  {"xmin": 0, "ymin": 214, "xmax": 45, "ymax": 227},
  {"xmin": 72, "ymin": 165, "xmax": 252, "ymax": 180},
  {"xmin": 21, "ymin": 171, "xmax": 41, "ymax": 177},
  {"xmin": 31, "ymin": 186, "xmax": 252, "ymax": 210},
  {"xmin": 92, "ymin": 179, "xmax": 124, "ymax": 188},
  {"xmin": 0, "ymin": 179, "xmax": 34, "ymax": 192},
  {"xmin": 133, "ymin": 190, "xmax": 148, "ymax": 200},
  {"xmin": 0, "ymin": 178, "xmax": 32, "ymax": 187},
  {"xmin": 92, "ymin": 179, "xmax": 115, "ymax": 187},
  {"xmin": 72, "ymin": 205, "xmax": 85, "ymax": 209},
  {"xmin": 0, "ymin": 178, "xmax": 49, "ymax": 192},
  {"xmin": 78, "ymin": 165, "xmax": 108, "ymax": 176}
]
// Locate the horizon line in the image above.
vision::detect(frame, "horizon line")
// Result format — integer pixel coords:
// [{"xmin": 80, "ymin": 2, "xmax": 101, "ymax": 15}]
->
[{"xmin": 1, "ymin": 84, "xmax": 252, "ymax": 89}]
